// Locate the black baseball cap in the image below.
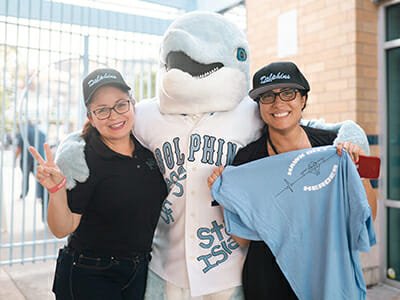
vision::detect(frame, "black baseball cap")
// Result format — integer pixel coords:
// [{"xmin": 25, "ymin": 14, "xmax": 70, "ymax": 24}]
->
[
  {"xmin": 82, "ymin": 68, "xmax": 131, "ymax": 106},
  {"xmin": 249, "ymin": 62, "xmax": 310, "ymax": 100}
]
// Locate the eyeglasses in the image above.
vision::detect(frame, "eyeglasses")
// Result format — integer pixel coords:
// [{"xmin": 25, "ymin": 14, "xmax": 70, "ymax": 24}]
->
[
  {"xmin": 89, "ymin": 99, "xmax": 134, "ymax": 120},
  {"xmin": 258, "ymin": 88, "xmax": 299, "ymax": 104}
]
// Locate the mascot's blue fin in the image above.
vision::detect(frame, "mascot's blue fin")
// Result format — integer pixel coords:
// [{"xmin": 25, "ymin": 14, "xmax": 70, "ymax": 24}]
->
[{"xmin": 55, "ymin": 131, "xmax": 89, "ymax": 190}]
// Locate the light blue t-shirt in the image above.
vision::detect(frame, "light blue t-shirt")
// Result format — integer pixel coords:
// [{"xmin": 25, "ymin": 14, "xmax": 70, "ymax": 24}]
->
[{"xmin": 211, "ymin": 146, "xmax": 376, "ymax": 300}]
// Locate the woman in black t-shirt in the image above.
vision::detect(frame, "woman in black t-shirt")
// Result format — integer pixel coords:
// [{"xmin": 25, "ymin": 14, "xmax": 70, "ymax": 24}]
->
[
  {"xmin": 207, "ymin": 62, "xmax": 377, "ymax": 300},
  {"xmin": 29, "ymin": 68, "xmax": 167, "ymax": 300}
]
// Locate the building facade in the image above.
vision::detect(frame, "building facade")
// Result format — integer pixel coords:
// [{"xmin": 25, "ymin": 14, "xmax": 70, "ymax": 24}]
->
[{"xmin": 246, "ymin": 0, "xmax": 400, "ymax": 287}]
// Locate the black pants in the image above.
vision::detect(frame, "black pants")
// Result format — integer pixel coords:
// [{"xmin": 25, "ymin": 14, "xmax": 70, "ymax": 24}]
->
[
  {"xmin": 53, "ymin": 246, "xmax": 150, "ymax": 300},
  {"xmin": 243, "ymin": 241, "xmax": 298, "ymax": 300}
]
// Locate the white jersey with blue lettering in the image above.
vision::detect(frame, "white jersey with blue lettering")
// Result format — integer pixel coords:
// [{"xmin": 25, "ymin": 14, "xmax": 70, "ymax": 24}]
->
[{"xmin": 133, "ymin": 96, "xmax": 264, "ymax": 297}]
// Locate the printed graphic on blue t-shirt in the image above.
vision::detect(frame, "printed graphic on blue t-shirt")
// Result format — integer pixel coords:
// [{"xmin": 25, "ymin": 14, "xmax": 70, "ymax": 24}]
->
[{"xmin": 211, "ymin": 146, "xmax": 376, "ymax": 300}]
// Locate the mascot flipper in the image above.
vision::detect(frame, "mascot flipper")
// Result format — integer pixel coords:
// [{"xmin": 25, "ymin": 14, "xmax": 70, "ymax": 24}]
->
[{"xmin": 55, "ymin": 131, "xmax": 88, "ymax": 189}]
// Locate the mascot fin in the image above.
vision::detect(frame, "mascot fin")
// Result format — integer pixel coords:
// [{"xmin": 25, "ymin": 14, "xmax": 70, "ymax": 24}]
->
[{"xmin": 55, "ymin": 131, "xmax": 88, "ymax": 190}]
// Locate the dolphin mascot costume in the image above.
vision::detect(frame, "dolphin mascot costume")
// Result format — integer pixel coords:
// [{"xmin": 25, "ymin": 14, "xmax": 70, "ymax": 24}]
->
[{"xmin": 56, "ymin": 11, "xmax": 369, "ymax": 300}]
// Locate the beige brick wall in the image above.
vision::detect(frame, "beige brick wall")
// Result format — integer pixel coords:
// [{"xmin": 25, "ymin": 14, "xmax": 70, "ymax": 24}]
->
[
  {"xmin": 247, "ymin": 0, "xmax": 380, "ymax": 286},
  {"xmin": 246, "ymin": 0, "xmax": 378, "ymax": 134},
  {"xmin": 355, "ymin": 0, "xmax": 379, "ymax": 138}
]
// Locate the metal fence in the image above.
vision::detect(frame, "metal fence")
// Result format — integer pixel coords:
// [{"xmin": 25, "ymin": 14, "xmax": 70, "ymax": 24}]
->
[{"xmin": 0, "ymin": 0, "xmax": 169, "ymax": 265}]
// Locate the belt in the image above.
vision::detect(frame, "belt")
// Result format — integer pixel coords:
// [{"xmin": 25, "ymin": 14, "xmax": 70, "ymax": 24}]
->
[{"xmin": 63, "ymin": 245, "xmax": 151, "ymax": 261}]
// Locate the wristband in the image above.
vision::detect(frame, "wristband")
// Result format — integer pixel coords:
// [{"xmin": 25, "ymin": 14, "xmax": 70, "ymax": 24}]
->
[{"xmin": 48, "ymin": 177, "xmax": 67, "ymax": 194}]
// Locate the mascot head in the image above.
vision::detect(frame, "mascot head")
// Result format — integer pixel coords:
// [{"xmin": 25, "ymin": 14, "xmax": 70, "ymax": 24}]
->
[{"xmin": 158, "ymin": 11, "xmax": 250, "ymax": 114}]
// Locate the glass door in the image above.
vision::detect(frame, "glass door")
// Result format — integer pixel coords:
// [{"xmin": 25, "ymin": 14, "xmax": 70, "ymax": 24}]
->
[{"xmin": 385, "ymin": 1, "xmax": 400, "ymax": 283}]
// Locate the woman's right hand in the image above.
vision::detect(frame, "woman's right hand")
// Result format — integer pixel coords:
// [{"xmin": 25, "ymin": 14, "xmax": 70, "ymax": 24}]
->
[
  {"xmin": 29, "ymin": 143, "xmax": 64, "ymax": 191},
  {"xmin": 207, "ymin": 166, "xmax": 225, "ymax": 189}
]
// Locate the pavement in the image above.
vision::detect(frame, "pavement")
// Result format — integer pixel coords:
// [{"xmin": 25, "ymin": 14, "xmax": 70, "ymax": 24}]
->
[
  {"xmin": 0, "ymin": 260, "xmax": 55, "ymax": 300},
  {"xmin": 0, "ymin": 261, "xmax": 400, "ymax": 300}
]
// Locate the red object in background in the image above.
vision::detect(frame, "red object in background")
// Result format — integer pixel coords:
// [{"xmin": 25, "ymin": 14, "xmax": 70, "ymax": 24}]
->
[{"xmin": 356, "ymin": 155, "xmax": 381, "ymax": 179}]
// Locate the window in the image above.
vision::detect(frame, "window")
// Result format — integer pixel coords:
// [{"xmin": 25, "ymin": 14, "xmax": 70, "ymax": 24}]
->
[
  {"xmin": 386, "ymin": 2, "xmax": 400, "ymax": 283},
  {"xmin": 386, "ymin": 3, "xmax": 400, "ymax": 41},
  {"xmin": 386, "ymin": 46, "xmax": 400, "ymax": 200}
]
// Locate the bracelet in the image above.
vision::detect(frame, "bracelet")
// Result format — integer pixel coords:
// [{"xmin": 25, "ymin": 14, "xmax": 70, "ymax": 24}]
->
[{"xmin": 48, "ymin": 177, "xmax": 67, "ymax": 194}]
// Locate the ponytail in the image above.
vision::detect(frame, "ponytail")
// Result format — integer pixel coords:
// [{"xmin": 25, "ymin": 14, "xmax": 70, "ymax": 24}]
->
[{"xmin": 80, "ymin": 119, "xmax": 98, "ymax": 142}]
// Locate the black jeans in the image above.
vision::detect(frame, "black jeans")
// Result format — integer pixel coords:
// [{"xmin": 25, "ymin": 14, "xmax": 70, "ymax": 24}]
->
[{"xmin": 53, "ymin": 246, "xmax": 150, "ymax": 300}]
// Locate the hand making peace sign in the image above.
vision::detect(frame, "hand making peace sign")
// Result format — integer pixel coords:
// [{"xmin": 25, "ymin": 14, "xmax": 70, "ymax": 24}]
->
[{"xmin": 29, "ymin": 143, "xmax": 65, "ymax": 193}]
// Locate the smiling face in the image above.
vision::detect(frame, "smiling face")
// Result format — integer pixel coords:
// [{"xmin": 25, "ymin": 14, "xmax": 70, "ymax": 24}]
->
[
  {"xmin": 157, "ymin": 11, "xmax": 250, "ymax": 115},
  {"xmin": 259, "ymin": 88, "xmax": 306, "ymax": 133},
  {"xmin": 88, "ymin": 85, "xmax": 134, "ymax": 143}
]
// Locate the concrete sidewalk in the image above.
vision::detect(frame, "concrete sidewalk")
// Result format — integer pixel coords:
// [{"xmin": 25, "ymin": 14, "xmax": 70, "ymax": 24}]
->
[
  {"xmin": 1, "ymin": 261, "xmax": 400, "ymax": 300},
  {"xmin": 0, "ymin": 260, "xmax": 55, "ymax": 300}
]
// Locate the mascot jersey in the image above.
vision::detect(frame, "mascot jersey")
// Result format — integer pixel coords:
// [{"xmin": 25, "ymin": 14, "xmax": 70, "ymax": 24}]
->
[
  {"xmin": 211, "ymin": 146, "xmax": 376, "ymax": 300},
  {"xmin": 134, "ymin": 97, "xmax": 262, "ymax": 295}
]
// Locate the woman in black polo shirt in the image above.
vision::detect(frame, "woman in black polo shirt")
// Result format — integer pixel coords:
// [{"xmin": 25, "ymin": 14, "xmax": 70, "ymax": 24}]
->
[{"xmin": 29, "ymin": 68, "xmax": 167, "ymax": 300}]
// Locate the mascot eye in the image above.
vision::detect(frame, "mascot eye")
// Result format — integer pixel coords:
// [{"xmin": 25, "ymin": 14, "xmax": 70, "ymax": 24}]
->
[{"xmin": 236, "ymin": 48, "xmax": 247, "ymax": 61}]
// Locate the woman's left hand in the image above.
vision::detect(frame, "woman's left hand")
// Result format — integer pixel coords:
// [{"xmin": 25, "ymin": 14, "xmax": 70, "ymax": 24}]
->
[
  {"xmin": 207, "ymin": 166, "xmax": 224, "ymax": 189},
  {"xmin": 337, "ymin": 141, "xmax": 377, "ymax": 221},
  {"xmin": 336, "ymin": 141, "xmax": 365, "ymax": 164}
]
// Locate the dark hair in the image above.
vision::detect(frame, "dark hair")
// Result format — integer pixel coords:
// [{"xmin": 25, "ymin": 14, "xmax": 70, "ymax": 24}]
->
[
  {"xmin": 299, "ymin": 89, "xmax": 308, "ymax": 111},
  {"xmin": 80, "ymin": 118, "xmax": 99, "ymax": 142}
]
